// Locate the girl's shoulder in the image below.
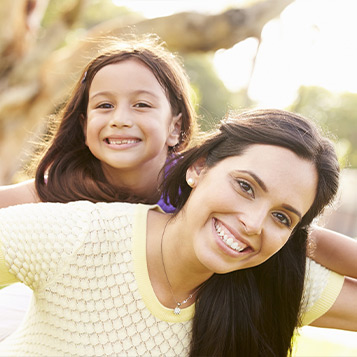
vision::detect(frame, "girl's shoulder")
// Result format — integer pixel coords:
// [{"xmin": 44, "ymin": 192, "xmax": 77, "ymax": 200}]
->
[{"xmin": 0, "ymin": 179, "xmax": 39, "ymax": 209}]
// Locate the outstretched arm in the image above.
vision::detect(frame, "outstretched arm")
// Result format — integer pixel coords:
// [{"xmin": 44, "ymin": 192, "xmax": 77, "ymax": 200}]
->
[
  {"xmin": 0, "ymin": 179, "xmax": 40, "ymax": 208},
  {"xmin": 301, "ymin": 259, "xmax": 357, "ymax": 331},
  {"xmin": 310, "ymin": 276, "xmax": 357, "ymax": 331},
  {"xmin": 308, "ymin": 226, "xmax": 357, "ymax": 279},
  {"xmin": 0, "ymin": 201, "xmax": 93, "ymax": 289}
]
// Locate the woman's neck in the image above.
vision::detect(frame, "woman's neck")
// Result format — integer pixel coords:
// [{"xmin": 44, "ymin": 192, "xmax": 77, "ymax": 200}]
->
[{"xmin": 146, "ymin": 210, "xmax": 212, "ymax": 309}]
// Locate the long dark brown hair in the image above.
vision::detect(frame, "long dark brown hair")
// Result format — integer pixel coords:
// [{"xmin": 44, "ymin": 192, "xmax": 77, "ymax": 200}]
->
[
  {"xmin": 162, "ymin": 109, "xmax": 340, "ymax": 357},
  {"xmin": 33, "ymin": 35, "xmax": 198, "ymax": 204}
]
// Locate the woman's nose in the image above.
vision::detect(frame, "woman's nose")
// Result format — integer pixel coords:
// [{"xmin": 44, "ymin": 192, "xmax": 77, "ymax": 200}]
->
[{"xmin": 240, "ymin": 210, "xmax": 265, "ymax": 236}]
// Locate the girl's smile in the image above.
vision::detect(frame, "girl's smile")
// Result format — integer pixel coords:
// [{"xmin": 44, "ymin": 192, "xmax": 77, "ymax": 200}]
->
[
  {"xmin": 104, "ymin": 136, "xmax": 141, "ymax": 147},
  {"xmin": 103, "ymin": 135, "xmax": 142, "ymax": 151}
]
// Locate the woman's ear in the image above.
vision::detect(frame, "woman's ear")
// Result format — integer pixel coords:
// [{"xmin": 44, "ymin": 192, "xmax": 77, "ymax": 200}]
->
[
  {"xmin": 186, "ymin": 157, "xmax": 206, "ymax": 188},
  {"xmin": 167, "ymin": 113, "xmax": 182, "ymax": 147}
]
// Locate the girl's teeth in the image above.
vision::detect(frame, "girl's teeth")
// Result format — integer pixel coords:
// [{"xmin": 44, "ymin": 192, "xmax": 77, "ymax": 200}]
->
[{"xmin": 107, "ymin": 139, "xmax": 139, "ymax": 145}]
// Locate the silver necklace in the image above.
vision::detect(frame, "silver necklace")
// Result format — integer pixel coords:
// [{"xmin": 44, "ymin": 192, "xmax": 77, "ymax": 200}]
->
[{"xmin": 160, "ymin": 219, "xmax": 201, "ymax": 315}]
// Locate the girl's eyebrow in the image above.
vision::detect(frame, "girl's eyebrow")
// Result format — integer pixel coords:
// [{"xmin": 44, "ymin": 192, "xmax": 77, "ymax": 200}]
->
[
  {"xmin": 89, "ymin": 91, "xmax": 113, "ymax": 100},
  {"xmin": 89, "ymin": 89, "xmax": 160, "ymax": 101},
  {"xmin": 132, "ymin": 89, "xmax": 159, "ymax": 97},
  {"xmin": 235, "ymin": 170, "xmax": 302, "ymax": 220}
]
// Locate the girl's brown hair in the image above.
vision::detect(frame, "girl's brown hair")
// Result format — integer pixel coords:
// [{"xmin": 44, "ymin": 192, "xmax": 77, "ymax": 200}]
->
[{"xmin": 34, "ymin": 35, "xmax": 197, "ymax": 203}]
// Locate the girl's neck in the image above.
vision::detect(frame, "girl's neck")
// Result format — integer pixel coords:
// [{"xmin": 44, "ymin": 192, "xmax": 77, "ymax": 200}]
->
[{"xmin": 102, "ymin": 164, "xmax": 163, "ymax": 203}]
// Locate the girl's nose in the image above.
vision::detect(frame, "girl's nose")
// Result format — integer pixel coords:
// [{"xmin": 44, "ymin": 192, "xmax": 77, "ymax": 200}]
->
[{"xmin": 110, "ymin": 106, "xmax": 133, "ymax": 128}]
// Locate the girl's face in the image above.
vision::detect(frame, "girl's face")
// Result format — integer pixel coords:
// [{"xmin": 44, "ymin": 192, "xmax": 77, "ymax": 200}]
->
[
  {"xmin": 85, "ymin": 59, "xmax": 181, "ymax": 183},
  {"xmin": 182, "ymin": 144, "xmax": 318, "ymax": 275}
]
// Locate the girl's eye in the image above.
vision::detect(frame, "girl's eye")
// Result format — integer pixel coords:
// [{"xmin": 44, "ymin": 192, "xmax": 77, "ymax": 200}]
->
[
  {"xmin": 272, "ymin": 212, "xmax": 291, "ymax": 227},
  {"xmin": 238, "ymin": 180, "xmax": 254, "ymax": 198},
  {"xmin": 133, "ymin": 102, "xmax": 151, "ymax": 108},
  {"xmin": 97, "ymin": 103, "xmax": 113, "ymax": 109}
]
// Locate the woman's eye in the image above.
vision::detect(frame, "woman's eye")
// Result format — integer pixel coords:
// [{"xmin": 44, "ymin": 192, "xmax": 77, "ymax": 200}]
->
[
  {"xmin": 272, "ymin": 212, "xmax": 291, "ymax": 227},
  {"xmin": 238, "ymin": 180, "xmax": 254, "ymax": 198},
  {"xmin": 97, "ymin": 103, "xmax": 113, "ymax": 109}
]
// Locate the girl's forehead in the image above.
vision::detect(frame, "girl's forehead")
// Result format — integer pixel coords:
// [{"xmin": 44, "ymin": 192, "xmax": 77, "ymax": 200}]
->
[
  {"xmin": 95, "ymin": 58, "xmax": 153, "ymax": 78},
  {"xmin": 89, "ymin": 60, "xmax": 167, "ymax": 97}
]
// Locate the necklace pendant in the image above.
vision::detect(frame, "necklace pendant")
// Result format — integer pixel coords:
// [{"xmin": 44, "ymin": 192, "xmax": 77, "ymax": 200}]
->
[{"xmin": 174, "ymin": 306, "xmax": 181, "ymax": 315}]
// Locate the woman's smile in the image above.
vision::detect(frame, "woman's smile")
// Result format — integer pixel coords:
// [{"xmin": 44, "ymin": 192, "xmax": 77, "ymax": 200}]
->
[{"xmin": 213, "ymin": 218, "xmax": 253, "ymax": 255}]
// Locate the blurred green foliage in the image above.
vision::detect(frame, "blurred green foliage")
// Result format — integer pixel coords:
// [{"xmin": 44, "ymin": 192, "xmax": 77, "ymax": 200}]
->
[
  {"xmin": 183, "ymin": 56, "xmax": 357, "ymax": 168},
  {"xmin": 289, "ymin": 86, "xmax": 357, "ymax": 169},
  {"xmin": 183, "ymin": 54, "xmax": 254, "ymax": 131},
  {"xmin": 42, "ymin": 0, "xmax": 133, "ymax": 27}
]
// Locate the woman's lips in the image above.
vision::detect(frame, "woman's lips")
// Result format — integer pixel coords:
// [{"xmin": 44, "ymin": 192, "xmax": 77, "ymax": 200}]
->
[{"xmin": 214, "ymin": 218, "xmax": 252, "ymax": 253}]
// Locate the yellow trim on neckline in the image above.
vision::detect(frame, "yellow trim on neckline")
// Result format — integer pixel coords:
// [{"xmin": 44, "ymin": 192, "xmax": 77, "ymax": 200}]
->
[{"xmin": 133, "ymin": 204, "xmax": 195, "ymax": 323}]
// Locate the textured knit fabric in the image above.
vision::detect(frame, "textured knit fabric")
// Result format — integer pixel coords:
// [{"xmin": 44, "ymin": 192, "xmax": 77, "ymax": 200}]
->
[
  {"xmin": 0, "ymin": 201, "xmax": 344, "ymax": 356},
  {"xmin": 301, "ymin": 258, "xmax": 344, "ymax": 325}
]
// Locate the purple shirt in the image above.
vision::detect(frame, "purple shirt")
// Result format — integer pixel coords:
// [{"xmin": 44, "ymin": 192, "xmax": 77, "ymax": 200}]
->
[
  {"xmin": 157, "ymin": 195, "xmax": 175, "ymax": 213},
  {"xmin": 156, "ymin": 155, "xmax": 178, "ymax": 213}
]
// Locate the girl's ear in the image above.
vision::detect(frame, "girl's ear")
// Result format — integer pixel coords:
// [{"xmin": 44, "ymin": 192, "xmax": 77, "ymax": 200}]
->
[
  {"xmin": 186, "ymin": 157, "xmax": 206, "ymax": 188},
  {"xmin": 167, "ymin": 113, "xmax": 182, "ymax": 147},
  {"xmin": 80, "ymin": 114, "xmax": 88, "ymax": 146}
]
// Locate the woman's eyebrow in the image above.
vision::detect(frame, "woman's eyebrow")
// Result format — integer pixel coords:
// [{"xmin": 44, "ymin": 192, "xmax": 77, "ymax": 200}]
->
[
  {"xmin": 282, "ymin": 204, "xmax": 302, "ymax": 220},
  {"xmin": 236, "ymin": 169, "xmax": 302, "ymax": 220},
  {"xmin": 236, "ymin": 170, "xmax": 267, "ymax": 192}
]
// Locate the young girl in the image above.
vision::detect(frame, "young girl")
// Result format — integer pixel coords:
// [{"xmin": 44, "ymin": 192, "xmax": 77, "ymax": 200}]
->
[
  {"xmin": 0, "ymin": 109, "xmax": 353, "ymax": 356},
  {"xmin": 0, "ymin": 35, "xmax": 197, "ymax": 208}
]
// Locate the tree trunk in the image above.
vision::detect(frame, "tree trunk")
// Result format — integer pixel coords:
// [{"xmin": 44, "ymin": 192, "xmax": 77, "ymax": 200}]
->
[{"xmin": 0, "ymin": 0, "xmax": 294, "ymax": 184}]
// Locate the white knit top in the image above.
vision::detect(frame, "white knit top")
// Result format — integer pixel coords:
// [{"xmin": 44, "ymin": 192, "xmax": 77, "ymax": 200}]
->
[{"xmin": 0, "ymin": 201, "xmax": 344, "ymax": 356}]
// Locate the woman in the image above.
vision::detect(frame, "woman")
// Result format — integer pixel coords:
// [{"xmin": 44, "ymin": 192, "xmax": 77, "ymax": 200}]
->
[{"xmin": 0, "ymin": 109, "xmax": 351, "ymax": 356}]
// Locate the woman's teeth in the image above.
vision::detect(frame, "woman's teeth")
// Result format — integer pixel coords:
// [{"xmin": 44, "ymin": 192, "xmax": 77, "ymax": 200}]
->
[{"xmin": 214, "ymin": 221, "xmax": 245, "ymax": 252}]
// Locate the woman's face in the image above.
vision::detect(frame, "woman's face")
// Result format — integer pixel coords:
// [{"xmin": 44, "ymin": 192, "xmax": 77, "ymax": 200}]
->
[{"xmin": 183, "ymin": 144, "xmax": 318, "ymax": 274}]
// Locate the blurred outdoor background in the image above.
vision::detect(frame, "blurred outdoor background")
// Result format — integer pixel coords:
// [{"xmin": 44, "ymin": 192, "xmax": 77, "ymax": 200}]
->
[{"xmin": 0, "ymin": 0, "xmax": 356, "ymax": 354}]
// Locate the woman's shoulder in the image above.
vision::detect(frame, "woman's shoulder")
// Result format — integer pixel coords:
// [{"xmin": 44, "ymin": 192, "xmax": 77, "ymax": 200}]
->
[
  {"xmin": 90, "ymin": 202, "xmax": 160, "ymax": 222},
  {"xmin": 0, "ymin": 201, "xmax": 158, "ymax": 237}
]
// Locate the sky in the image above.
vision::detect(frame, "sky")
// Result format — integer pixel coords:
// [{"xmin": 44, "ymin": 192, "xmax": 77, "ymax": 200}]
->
[{"xmin": 116, "ymin": 0, "xmax": 357, "ymax": 109}]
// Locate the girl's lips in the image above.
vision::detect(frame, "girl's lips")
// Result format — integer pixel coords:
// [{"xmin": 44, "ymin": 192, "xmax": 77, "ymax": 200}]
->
[
  {"xmin": 213, "ymin": 218, "xmax": 253, "ymax": 254},
  {"xmin": 104, "ymin": 137, "xmax": 141, "ymax": 145}
]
